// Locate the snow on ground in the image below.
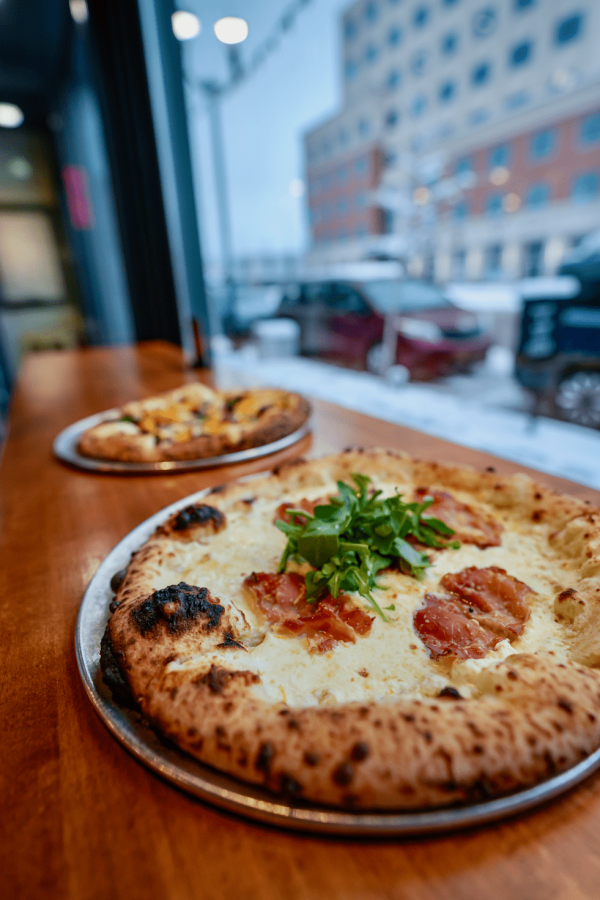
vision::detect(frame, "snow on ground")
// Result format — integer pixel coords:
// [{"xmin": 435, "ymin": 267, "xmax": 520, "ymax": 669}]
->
[{"xmin": 213, "ymin": 341, "xmax": 600, "ymax": 490}]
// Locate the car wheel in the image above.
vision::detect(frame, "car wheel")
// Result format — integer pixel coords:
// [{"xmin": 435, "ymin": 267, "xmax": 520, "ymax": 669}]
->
[
  {"xmin": 366, "ymin": 342, "xmax": 385, "ymax": 375},
  {"xmin": 554, "ymin": 370, "xmax": 600, "ymax": 428}
]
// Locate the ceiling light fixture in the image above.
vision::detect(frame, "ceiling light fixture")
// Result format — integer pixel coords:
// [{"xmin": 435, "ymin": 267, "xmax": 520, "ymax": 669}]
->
[
  {"xmin": 172, "ymin": 11, "xmax": 201, "ymax": 41},
  {"xmin": 0, "ymin": 103, "xmax": 24, "ymax": 129},
  {"xmin": 214, "ymin": 16, "xmax": 249, "ymax": 45}
]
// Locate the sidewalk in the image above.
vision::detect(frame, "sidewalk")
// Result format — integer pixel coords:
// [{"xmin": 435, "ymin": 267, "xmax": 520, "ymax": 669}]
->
[{"xmin": 214, "ymin": 344, "xmax": 600, "ymax": 490}]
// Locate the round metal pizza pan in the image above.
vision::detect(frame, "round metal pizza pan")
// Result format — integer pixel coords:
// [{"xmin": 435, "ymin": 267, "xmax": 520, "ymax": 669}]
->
[
  {"xmin": 76, "ymin": 489, "xmax": 600, "ymax": 836},
  {"xmin": 54, "ymin": 410, "xmax": 311, "ymax": 474}
]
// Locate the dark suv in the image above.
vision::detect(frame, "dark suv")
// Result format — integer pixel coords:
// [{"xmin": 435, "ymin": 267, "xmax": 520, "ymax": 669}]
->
[{"xmin": 276, "ymin": 279, "xmax": 491, "ymax": 380}]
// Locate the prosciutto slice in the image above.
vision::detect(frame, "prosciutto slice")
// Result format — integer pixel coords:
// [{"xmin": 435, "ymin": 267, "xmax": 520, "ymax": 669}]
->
[
  {"xmin": 414, "ymin": 488, "xmax": 502, "ymax": 548},
  {"xmin": 414, "ymin": 566, "xmax": 531, "ymax": 659}
]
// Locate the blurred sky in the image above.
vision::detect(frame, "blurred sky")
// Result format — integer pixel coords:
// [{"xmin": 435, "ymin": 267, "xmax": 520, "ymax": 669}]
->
[{"xmin": 180, "ymin": 0, "xmax": 347, "ymax": 267}]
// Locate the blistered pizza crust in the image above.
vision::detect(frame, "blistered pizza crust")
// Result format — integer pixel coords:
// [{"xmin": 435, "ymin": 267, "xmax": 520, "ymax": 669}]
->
[{"xmin": 103, "ymin": 449, "xmax": 600, "ymax": 809}]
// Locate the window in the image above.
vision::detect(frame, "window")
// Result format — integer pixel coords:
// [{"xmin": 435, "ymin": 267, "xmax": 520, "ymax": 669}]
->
[
  {"xmin": 485, "ymin": 193, "xmax": 504, "ymax": 215},
  {"xmin": 388, "ymin": 25, "xmax": 403, "ymax": 46},
  {"xmin": 453, "ymin": 200, "xmax": 470, "ymax": 219},
  {"xmin": 452, "ymin": 249, "xmax": 466, "ymax": 278},
  {"xmin": 338, "ymin": 165, "xmax": 348, "ymax": 182},
  {"xmin": 356, "ymin": 157, "xmax": 368, "ymax": 174},
  {"xmin": 524, "ymin": 241, "xmax": 544, "ymax": 277},
  {"xmin": 364, "ymin": 1, "xmax": 379, "ymax": 23},
  {"xmin": 365, "ymin": 44, "xmax": 378, "ymax": 64},
  {"xmin": 356, "ymin": 191, "xmax": 367, "ymax": 208},
  {"xmin": 468, "ymin": 108, "xmax": 490, "ymax": 126},
  {"xmin": 439, "ymin": 80, "xmax": 456, "ymax": 103},
  {"xmin": 471, "ymin": 61, "xmax": 491, "ymax": 86},
  {"xmin": 485, "ymin": 244, "xmax": 503, "ymax": 275},
  {"xmin": 345, "ymin": 18, "xmax": 357, "ymax": 40},
  {"xmin": 555, "ymin": 13, "xmax": 583, "ymax": 45},
  {"xmin": 386, "ymin": 68, "xmax": 402, "ymax": 90},
  {"xmin": 358, "ymin": 118, "xmax": 371, "ymax": 137},
  {"xmin": 581, "ymin": 113, "xmax": 600, "ymax": 146},
  {"xmin": 510, "ymin": 40, "xmax": 532, "ymax": 66},
  {"xmin": 530, "ymin": 129, "xmax": 556, "ymax": 161},
  {"xmin": 489, "ymin": 144, "xmax": 510, "ymax": 168},
  {"xmin": 526, "ymin": 183, "xmax": 550, "ymax": 208},
  {"xmin": 338, "ymin": 198, "xmax": 348, "ymax": 213},
  {"xmin": 441, "ymin": 31, "xmax": 458, "ymax": 55},
  {"xmin": 514, "ymin": 0, "xmax": 534, "ymax": 9},
  {"xmin": 413, "ymin": 6, "xmax": 430, "ymax": 29},
  {"xmin": 572, "ymin": 172, "xmax": 599, "ymax": 203},
  {"xmin": 455, "ymin": 157, "xmax": 471, "ymax": 175},
  {"xmin": 345, "ymin": 60, "xmax": 358, "ymax": 80},
  {"xmin": 410, "ymin": 93, "xmax": 428, "ymax": 117},
  {"xmin": 411, "ymin": 49, "xmax": 429, "ymax": 76},
  {"xmin": 505, "ymin": 90, "xmax": 530, "ymax": 110},
  {"xmin": 385, "ymin": 109, "xmax": 399, "ymax": 128},
  {"xmin": 472, "ymin": 7, "xmax": 497, "ymax": 38},
  {"xmin": 339, "ymin": 128, "xmax": 349, "ymax": 146}
]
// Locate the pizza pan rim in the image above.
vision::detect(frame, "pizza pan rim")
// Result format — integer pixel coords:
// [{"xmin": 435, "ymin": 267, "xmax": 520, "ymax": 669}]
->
[
  {"xmin": 75, "ymin": 485, "xmax": 600, "ymax": 836},
  {"xmin": 54, "ymin": 409, "xmax": 312, "ymax": 474}
]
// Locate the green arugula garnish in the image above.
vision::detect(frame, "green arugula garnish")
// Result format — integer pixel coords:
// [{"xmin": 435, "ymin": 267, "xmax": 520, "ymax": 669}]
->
[{"xmin": 276, "ymin": 474, "xmax": 460, "ymax": 623}]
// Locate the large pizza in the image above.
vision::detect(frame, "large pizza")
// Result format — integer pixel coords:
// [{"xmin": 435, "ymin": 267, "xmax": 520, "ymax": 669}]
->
[
  {"xmin": 101, "ymin": 449, "xmax": 600, "ymax": 809},
  {"xmin": 77, "ymin": 383, "xmax": 310, "ymax": 462}
]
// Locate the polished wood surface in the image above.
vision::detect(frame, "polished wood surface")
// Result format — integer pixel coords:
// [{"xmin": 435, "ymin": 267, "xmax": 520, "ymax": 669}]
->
[{"xmin": 3, "ymin": 341, "xmax": 600, "ymax": 900}]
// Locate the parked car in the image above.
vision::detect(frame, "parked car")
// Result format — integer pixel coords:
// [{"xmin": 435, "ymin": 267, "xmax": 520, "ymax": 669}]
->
[{"xmin": 275, "ymin": 279, "xmax": 491, "ymax": 380}]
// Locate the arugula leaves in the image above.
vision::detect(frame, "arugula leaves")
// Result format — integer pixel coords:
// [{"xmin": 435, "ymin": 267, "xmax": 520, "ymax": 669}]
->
[{"xmin": 275, "ymin": 473, "xmax": 459, "ymax": 622}]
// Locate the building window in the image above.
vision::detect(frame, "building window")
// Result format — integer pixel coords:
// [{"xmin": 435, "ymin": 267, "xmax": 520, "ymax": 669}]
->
[
  {"xmin": 338, "ymin": 165, "xmax": 348, "ymax": 182},
  {"xmin": 338, "ymin": 199, "xmax": 348, "ymax": 213},
  {"xmin": 410, "ymin": 93, "xmax": 428, "ymax": 117},
  {"xmin": 555, "ymin": 13, "xmax": 583, "ymax": 45},
  {"xmin": 455, "ymin": 156, "xmax": 472, "ymax": 176},
  {"xmin": 345, "ymin": 60, "xmax": 359, "ymax": 80},
  {"xmin": 345, "ymin": 18, "xmax": 357, "ymax": 40},
  {"xmin": 441, "ymin": 31, "xmax": 459, "ymax": 55},
  {"xmin": 385, "ymin": 109, "xmax": 399, "ymax": 129},
  {"xmin": 510, "ymin": 40, "xmax": 532, "ymax": 66},
  {"xmin": 489, "ymin": 144, "xmax": 510, "ymax": 168},
  {"xmin": 452, "ymin": 249, "xmax": 466, "ymax": 278},
  {"xmin": 356, "ymin": 158, "xmax": 368, "ymax": 174},
  {"xmin": 468, "ymin": 108, "xmax": 490, "ymax": 126},
  {"xmin": 530, "ymin": 129, "xmax": 556, "ymax": 161},
  {"xmin": 514, "ymin": 0, "xmax": 535, "ymax": 9},
  {"xmin": 386, "ymin": 68, "xmax": 402, "ymax": 90},
  {"xmin": 364, "ymin": 1, "xmax": 379, "ymax": 23},
  {"xmin": 339, "ymin": 128, "xmax": 349, "ymax": 146},
  {"xmin": 571, "ymin": 172, "xmax": 599, "ymax": 203},
  {"xmin": 365, "ymin": 44, "xmax": 378, "ymax": 64},
  {"xmin": 472, "ymin": 7, "xmax": 497, "ymax": 38},
  {"xmin": 411, "ymin": 49, "xmax": 429, "ymax": 76},
  {"xmin": 439, "ymin": 80, "xmax": 456, "ymax": 103},
  {"xmin": 413, "ymin": 6, "xmax": 430, "ymax": 29},
  {"xmin": 485, "ymin": 244, "xmax": 503, "ymax": 276},
  {"xmin": 388, "ymin": 25, "xmax": 403, "ymax": 46},
  {"xmin": 581, "ymin": 113, "xmax": 600, "ymax": 146},
  {"xmin": 453, "ymin": 200, "xmax": 470, "ymax": 219},
  {"xmin": 356, "ymin": 192, "xmax": 367, "ymax": 208},
  {"xmin": 471, "ymin": 61, "xmax": 491, "ymax": 86},
  {"xmin": 358, "ymin": 118, "xmax": 371, "ymax": 137},
  {"xmin": 526, "ymin": 183, "xmax": 550, "ymax": 208},
  {"xmin": 505, "ymin": 90, "xmax": 530, "ymax": 110},
  {"xmin": 485, "ymin": 193, "xmax": 504, "ymax": 215},
  {"xmin": 524, "ymin": 241, "xmax": 544, "ymax": 276}
]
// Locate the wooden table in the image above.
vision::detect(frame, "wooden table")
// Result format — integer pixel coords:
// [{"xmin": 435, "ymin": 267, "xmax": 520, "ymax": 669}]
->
[{"xmin": 3, "ymin": 341, "xmax": 600, "ymax": 900}]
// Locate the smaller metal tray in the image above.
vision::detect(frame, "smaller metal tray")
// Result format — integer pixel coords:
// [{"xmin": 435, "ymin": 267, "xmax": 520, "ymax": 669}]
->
[
  {"xmin": 76, "ymin": 489, "xmax": 600, "ymax": 836},
  {"xmin": 54, "ymin": 410, "xmax": 311, "ymax": 473}
]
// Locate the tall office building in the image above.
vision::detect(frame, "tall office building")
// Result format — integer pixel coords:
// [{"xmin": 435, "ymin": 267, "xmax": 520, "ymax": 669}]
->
[{"xmin": 304, "ymin": 0, "xmax": 600, "ymax": 280}]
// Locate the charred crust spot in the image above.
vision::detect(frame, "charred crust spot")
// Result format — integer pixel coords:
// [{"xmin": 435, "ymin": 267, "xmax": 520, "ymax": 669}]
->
[
  {"xmin": 217, "ymin": 632, "xmax": 246, "ymax": 650},
  {"xmin": 485, "ymin": 466, "xmax": 496, "ymax": 473},
  {"xmin": 438, "ymin": 686, "xmax": 461, "ymax": 699},
  {"xmin": 402, "ymin": 713, "xmax": 415, "ymax": 723},
  {"xmin": 279, "ymin": 774, "xmax": 302, "ymax": 797},
  {"xmin": 506, "ymin": 669, "xmax": 519, "ymax": 681},
  {"xmin": 304, "ymin": 751, "xmax": 320, "ymax": 766},
  {"xmin": 350, "ymin": 742, "xmax": 370, "ymax": 762},
  {"xmin": 110, "ymin": 568, "xmax": 128, "ymax": 593},
  {"xmin": 558, "ymin": 698, "xmax": 574, "ymax": 714},
  {"xmin": 100, "ymin": 629, "xmax": 139, "ymax": 710},
  {"xmin": 332, "ymin": 762, "xmax": 354, "ymax": 787},
  {"xmin": 109, "ymin": 599, "xmax": 120, "ymax": 614},
  {"xmin": 198, "ymin": 665, "xmax": 259, "ymax": 695},
  {"xmin": 532, "ymin": 510, "xmax": 544, "ymax": 522},
  {"xmin": 287, "ymin": 718, "xmax": 300, "ymax": 730},
  {"xmin": 172, "ymin": 503, "xmax": 225, "ymax": 532},
  {"xmin": 255, "ymin": 741, "xmax": 275, "ymax": 774},
  {"xmin": 557, "ymin": 587, "xmax": 577, "ymax": 603},
  {"xmin": 423, "ymin": 730, "xmax": 433, "ymax": 743},
  {"xmin": 209, "ymin": 484, "xmax": 226, "ymax": 494},
  {"xmin": 534, "ymin": 492, "xmax": 543, "ymax": 500},
  {"xmin": 357, "ymin": 668, "xmax": 369, "ymax": 678},
  {"xmin": 132, "ymin": 583, "xmax": 223, "ymax": 635},
  {"xmin": 241, "ymin": 496, "xmax": 256, "ymax": 505},
  {"xmin": 358, "ymin": 707, "xmax": 370, "ymax": 719},
  {"xmin": 441, "ymin": 780, "xmax": 458, "ymax": 793}
]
